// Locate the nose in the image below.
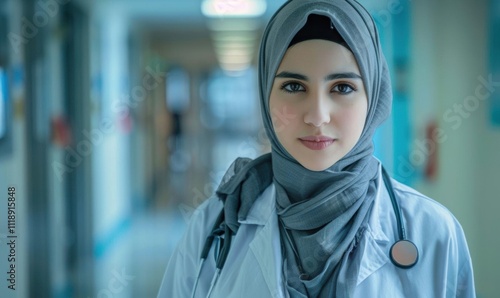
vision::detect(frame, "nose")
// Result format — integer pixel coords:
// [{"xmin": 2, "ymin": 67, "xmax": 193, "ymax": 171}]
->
[{"xmin": 303, "ymin": 93, "xmax": 331, "ymax": 127}]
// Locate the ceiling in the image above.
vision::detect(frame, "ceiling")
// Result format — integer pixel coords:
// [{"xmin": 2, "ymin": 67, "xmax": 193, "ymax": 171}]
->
[
  {"xmin": 86, "ymin": 0, "xmax": 287, "ymax": 71},
  {"xmin": 84, "ymin": 0, "xmax": 385, "ymax": 72}
]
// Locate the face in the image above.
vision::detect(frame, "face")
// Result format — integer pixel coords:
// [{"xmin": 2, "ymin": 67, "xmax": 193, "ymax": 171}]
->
[{"xmin": 269, "ymin": 39, "xmax": 368, "ymax": 171}]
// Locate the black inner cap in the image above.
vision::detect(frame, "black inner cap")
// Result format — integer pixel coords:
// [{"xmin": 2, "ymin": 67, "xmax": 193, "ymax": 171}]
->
[{"xmin": 288, "ymin": 14, "xmax": 351, "ymax": 51}]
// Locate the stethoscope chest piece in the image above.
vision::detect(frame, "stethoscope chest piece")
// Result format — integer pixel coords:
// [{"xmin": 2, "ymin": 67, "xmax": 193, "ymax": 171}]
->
[{"xmin": 390, "ymin": 239, "xmax": 419, "ymax": 269}]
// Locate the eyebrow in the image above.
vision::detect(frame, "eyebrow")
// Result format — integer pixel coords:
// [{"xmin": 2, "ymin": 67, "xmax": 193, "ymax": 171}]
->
[{"xmin": 275, "ymin": 71, "xmax": 362, "ymax": 81}]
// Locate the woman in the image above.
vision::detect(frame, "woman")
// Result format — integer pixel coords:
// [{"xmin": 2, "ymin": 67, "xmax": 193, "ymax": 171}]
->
[{"xmin": 158, "ymin": 0, "xmax": 475, "ymax": 297}]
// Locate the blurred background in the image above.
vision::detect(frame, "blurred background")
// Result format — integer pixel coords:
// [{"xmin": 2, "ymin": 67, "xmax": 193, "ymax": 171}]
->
[{"xmin": 0, "ymin": 0, "xmax": 498, "ymax": 297}]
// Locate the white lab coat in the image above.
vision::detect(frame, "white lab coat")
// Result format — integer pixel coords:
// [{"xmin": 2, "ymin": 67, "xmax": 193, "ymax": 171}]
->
[{"xmin": 158, "ymin": 165, "xmax": 475, "ymax": 297}]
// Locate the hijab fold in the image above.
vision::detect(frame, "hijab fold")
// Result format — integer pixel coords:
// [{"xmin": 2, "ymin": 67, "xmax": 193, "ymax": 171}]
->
[{"xmin": 216, "ymin": 0, "xmax": 392, "ymax": 296}]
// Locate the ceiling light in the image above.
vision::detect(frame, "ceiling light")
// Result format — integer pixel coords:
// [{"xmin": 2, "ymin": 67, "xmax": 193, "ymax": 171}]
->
[{"xmin": 201, "ymin": 0, "xmax": 267, "ymax": 18}]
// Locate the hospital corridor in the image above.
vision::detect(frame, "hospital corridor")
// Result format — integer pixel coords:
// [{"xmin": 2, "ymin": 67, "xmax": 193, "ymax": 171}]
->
[{"xmin": 0, "ymin": 0, "xmax": 499, "ymax": 297}]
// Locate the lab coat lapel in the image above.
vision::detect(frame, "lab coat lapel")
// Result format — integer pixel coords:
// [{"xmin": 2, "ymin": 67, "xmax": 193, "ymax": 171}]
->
[
  {"xmin": 354, "ymin": 225, "xmax": 390, "ymax": 286},
  {"xmin": 243, "ymin": 185, "xmax": 283, "ymax": 296},
  {"xmin": 249, "ymin": 216, "xmax": 282, "ymax": 296},
  {"xmin": 355, "ymin": 165, "xmax": 392, "ymax": 286}
]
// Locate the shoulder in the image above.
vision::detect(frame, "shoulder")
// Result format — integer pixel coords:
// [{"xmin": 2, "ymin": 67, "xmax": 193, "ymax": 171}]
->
[
  {"xmin": 391, "ymin": 179, "xmax": 460, "ymax": 231},
  {"xmin": 187, "ymin": 195, "xmax": 223, "ymax": 235},
  {"xmin": 388, "ymin": 180, "xmax": 475, "ymax": 295},
  {"xmin": 388, "ymin": 179, "xmax": 472, "ymax": 264},
  {"xmin": 158, "ymin": 196, "xmax": 223, "ymax": 297}
]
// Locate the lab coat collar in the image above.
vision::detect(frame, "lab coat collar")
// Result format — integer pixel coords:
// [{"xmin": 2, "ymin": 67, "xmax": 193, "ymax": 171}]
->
[
  {"xmin": 238, "ymin": 162, "xmax": 392, "ymax": 233},
  {"xmin": 239, "ymin": 162, "xmax": 391, "ymax": 243},
  {"xmin": 367, "ymin": 162, "xmax": 391, "ymax": 243},
  {"xmin": 238, "ymin": 183, "xmax": 275, "ymax": 226},
  {"xmin": 240, "ymin": 163, "xmax": 394, "ymax": 290}
]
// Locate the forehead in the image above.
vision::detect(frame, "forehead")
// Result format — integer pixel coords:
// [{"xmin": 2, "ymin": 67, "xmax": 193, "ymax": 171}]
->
[{"xmin": 277, "ymin": 39, "xmax": 360, "ymax": 74}]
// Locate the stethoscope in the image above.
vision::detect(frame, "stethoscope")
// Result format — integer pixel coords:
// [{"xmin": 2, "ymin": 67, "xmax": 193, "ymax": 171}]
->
[{"xmin": 191, "ymin": 166, "xmax": 419, "ymax": 298}]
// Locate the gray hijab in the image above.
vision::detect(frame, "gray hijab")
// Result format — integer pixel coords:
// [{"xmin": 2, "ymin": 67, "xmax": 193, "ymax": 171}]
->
[{"xmin": 216, "ymin": 0, "xmax": 392, "ymax": 296}]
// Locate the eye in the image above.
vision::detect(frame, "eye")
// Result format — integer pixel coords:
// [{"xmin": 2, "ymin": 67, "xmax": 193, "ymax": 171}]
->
[
  {"xmin": 332, "ymin": 83, "xmax": 356, "ymax": 95},
  {"xmin": 280, "ymin": 82, "xmax": 306, "ymax": 93}
]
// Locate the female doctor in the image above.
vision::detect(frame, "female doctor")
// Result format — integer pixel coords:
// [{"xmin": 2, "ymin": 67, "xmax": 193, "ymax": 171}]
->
[{"xmin": 158, "ymin": 0, "xmax": 476, "ymax": 297}]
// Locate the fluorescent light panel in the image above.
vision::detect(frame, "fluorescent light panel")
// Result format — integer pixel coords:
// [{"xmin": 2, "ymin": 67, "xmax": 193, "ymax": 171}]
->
[{"xmin": 201, "ymin": 0, "xmax": 267, "ymax": 18}]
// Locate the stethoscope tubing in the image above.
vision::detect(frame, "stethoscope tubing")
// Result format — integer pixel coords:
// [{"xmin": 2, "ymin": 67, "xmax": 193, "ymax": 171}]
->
[
  {"xmin": 381, "ymin": 167, "xmax": 419, "ymax": 269},
  {"xmin": 381, "ymin": 167, "xmax": 406, "ymax": 240}
]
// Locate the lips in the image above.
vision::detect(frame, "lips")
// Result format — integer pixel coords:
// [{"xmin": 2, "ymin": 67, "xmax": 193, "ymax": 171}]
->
[{"xmin": 299, "ymin": 135, "xmax": 335, "ymax": 150}]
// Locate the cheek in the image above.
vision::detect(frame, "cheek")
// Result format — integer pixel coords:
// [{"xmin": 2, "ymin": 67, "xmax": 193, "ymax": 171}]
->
[
  {"xmin": 269, "ymin": 98, "xmax": 300, "ymax": 134},
  {"xmin": 335, "ymin": 104, "xmax": 367, "ymax": 137}
]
